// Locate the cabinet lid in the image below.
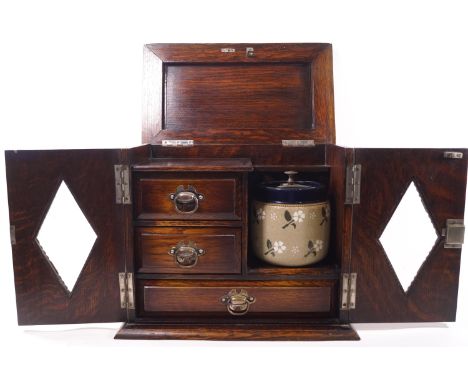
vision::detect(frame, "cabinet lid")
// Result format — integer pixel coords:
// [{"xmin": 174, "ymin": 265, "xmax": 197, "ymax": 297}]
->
[{"xmin": 142, "ymin": 43, "xmax": 335, "ymax": 145}]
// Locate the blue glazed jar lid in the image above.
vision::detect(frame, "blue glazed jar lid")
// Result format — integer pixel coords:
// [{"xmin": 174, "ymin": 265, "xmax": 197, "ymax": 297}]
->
[{"xmin": 255, "ymin": 171, "xmax": 326, "ymax": 204}]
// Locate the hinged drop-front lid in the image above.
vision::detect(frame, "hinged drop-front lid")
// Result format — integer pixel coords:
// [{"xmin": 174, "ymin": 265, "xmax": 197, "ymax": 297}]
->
[{"xmin": 142, "ymin": 43, "xmax": 335, "ymax": 145}]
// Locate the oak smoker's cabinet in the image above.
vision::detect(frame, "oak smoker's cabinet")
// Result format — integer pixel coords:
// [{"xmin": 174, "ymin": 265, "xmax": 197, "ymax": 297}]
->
[{"xmin": 5, "ymin": 44, "xmax": 467, "ymax": 341}]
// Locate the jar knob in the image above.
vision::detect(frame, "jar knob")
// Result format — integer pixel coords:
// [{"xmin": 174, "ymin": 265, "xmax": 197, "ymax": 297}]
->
[{"xmin": 284, "ymin": 171, "xmax": 298, "ymax": 185}]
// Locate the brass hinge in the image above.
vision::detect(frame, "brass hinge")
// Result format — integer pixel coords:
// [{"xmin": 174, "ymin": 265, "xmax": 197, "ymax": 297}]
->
[
  {"xmin": 10, "ymin": 225, "xmax": 16, "ymax": 245},
  {"xmin": 345, "ymin": 164, "xmax": 361, "ymax": 205},
  {"xmin": 162, "ymin": 140, "xmax": 194, "ymax": 147},
  {"xmin": 119, "ymin": 272, "xmax": 135, "ymax": 310},
  {"xmin": 442, "ymin": 219, "xmax": 465, "ymax": 249},
  {"xmin": 281, "ymin": 140, "xmax": 315, "ymax": 147},
  {"xmin": 341, "ymin": 273, "xmax": 357, "ymax": 310},
  {"xmin": 114, "ymin": 165, "xmax": 131, "ymax": 205}
]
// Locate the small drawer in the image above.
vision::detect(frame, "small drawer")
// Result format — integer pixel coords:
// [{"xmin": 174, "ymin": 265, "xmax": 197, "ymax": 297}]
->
[
  {"xmin": 133, "ymin": 172, "xmax": 242, "ymax": 220},
  {"xmin": 138, "ymin": 280, "xmax": 336, "ymax": 317},
  {"xmin": 136, "ymin": 227, "xmax": 241, "ymax": 274}
]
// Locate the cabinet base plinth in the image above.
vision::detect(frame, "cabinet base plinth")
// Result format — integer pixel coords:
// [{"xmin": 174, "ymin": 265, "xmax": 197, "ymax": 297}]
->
[{"xmin": 115, "ymin": 322, "xmax": 360, "ymax": 341}]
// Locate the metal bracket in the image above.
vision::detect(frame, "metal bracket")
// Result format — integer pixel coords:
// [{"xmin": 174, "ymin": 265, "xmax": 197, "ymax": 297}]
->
[
  {"xmin": 246, "ymin": 47, "xmax": 255, "ymax": 57},
  {"xmin": 119, "ymin": 272, "xmax": 135, "ymax": 310},
  {"xmin": 443, "ymin": 219, "xmax": 465, "ymax": 249},
  {"xmin": 162, "ymin": 140, "xmax": 194, "ymax": 147},
  {"xmin": 443, "ymin": 151, "xmax": 463, "ymax": 159},
  {"xmin": 341, "ymin": 273, "xmax": 357, "ymax": 310},
  {"xmin": 345, "ymin": 164, "xmax": 361, "ymax": 205},
  {"xmin": 281, "ymin": 139, "xmax": 315, "ymax": 147},
  {"xmin": 10, "ymin": 225, "xmax": 16, "ymax": 245},
  {"xmin": 114, "ymin": 165, "xmax": 131, "ymax": 205}
]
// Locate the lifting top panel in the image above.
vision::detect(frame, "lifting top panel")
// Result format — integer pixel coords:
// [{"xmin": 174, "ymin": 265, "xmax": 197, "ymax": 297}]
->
[{"xmin": 143, "ymin": 43, "xmax": 335, "ymax": 145}]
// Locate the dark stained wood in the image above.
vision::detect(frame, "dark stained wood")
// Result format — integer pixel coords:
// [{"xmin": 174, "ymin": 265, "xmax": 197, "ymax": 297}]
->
[
  {"xmin": 121, "ymin": 145, "xmax": 152, "ymax": 322},
  {"xmin": 313, "ymin": 47, "xmax": 335, "ymax": 140},
  {"xmin": 142, "ymin": 48, "xmax": 163, "ymax": 144},
  {"xmin": 138, "ymin": 280, "xmax": 335, "ymax": 316},
  {"xmin": 5, "ymin": 149, "xmax": 127, "ymax": 325},
  {"xmin": 241, "ymin": 173, "xmax": 249, "ymax": 275},
  {"xmin": 143, "ymin": 43, "xmax": 335, "ymax": 144},
  {"xmin": 350, "ymin": 148, "xmax": 468, "ymax": 322},
  {"xmin": 115, "ymin": 322, "xmax": 360, "ymax": 341},
  {"xmin": 134, "ymin": 220, "xmax": 242, "ymax": 228},
  {"xmin": 326, "ymin": 144, "xmax": 354, "ymax": 322},
  {"xmin": 165, "ymin": 63, "xmax": 312, "ymax": 132},
  {"xmin": 133, "ymin": 172, "xmax": 243, "ymax": 221},
  {"xmin": 247, "ymin": 256, "xmax": 340, "ymax": 278},
  {"xmin": 133, "ymin": 157, "xmax": 253, "ymax": 172},
  {"xmin": 152, "ymin": 144, "xmax": 326, "ymax": 166},
  {"xmin": 146, "ymin": 43, "xmax": 329, "ymax": 63},
  {"xmin": 136, "ymin": 227, "xmax": 241, "ymax": 274}
]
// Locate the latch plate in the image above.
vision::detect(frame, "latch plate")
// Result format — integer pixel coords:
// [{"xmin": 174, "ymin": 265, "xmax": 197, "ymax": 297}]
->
[
  {"xmin": 119, "ymin": 272, "xmax": 135, "ymax": 309},
  {"xmin": 246, "ymin": 47, "xmax": 255, "ymax": 57},
  {"xmin": 443, "ymin": 219, "xmax": 465, "ymax": 249},
  {"xmin": 281, "ymin": 140, "xmax": 315, "ymax": 147},
  {"xmin": 114, "ymin": 165, "xmax": 131, "ymax": 205},
  {"xmin": 162, "ymin": 140, "xmax": 194, "ymax": 147},
  {"xmin": 345, "ymin": 164, "xmax": 361, "ymax": 205},
  {"xmin": 341, "ymin": 273, "xmax": 357, "ymax": 310}
]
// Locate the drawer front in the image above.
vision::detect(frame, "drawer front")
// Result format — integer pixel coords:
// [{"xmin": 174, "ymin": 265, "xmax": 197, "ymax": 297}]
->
[
  {"xmin": 139, "ymin": 280, "xmax": 336, "ymax": 316},
  {"xmin": 136, "ymin": 227, "xmax": 241, "ymax": 274},
  {"xmin": 134, "ymin": 173, "xmax": 242, "ymax": 220}
]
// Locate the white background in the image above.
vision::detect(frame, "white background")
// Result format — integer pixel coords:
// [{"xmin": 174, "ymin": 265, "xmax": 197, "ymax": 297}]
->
[{"xmin": 1, "ymin": 1, "xmax": 468, "ymax": 381}]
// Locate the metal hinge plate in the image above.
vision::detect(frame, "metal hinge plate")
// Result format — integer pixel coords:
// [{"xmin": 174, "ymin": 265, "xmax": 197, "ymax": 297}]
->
[
  {"xmin": 341, "ymin": 273, "xmax": 357, "ymax": 310},
  {"xmin": 10, "ymin": 225, "xmax": 16, "ymax": 245},
  {"xmin": 114, "ymin": 165, "xmax": 131, "ymax": 205},
  {"xmin": 119, "ymin": 272, "xmax": 135, "ymax": 310},
  {"xmin": 345, "ymin": 164, "xmax": 361, "ymax": 205},
  {"xmin": 162, "ymin": 140, "xmax": 194, "ymax": 147},
  {"xmin": 281, "ymin": 140, "xmax": 315, "ymax": 147},
  {"xmin": 443, "ymin": 219, "xmax": 465, "ymax": 249},
  {"xmin": 443, "ymin": 151, "xmax": 463, "ymax": 159}
]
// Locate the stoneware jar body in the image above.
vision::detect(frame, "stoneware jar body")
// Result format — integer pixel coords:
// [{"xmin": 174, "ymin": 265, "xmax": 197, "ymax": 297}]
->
[{"xmin": 251, "ymin": 200, "xmax": 330, "ymax": 266}]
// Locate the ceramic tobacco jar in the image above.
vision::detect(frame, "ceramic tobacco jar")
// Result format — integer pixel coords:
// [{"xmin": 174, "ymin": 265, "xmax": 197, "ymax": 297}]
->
[{"xmin": 251, "ymin": 171, "xmax": 330, "ymax": 267}]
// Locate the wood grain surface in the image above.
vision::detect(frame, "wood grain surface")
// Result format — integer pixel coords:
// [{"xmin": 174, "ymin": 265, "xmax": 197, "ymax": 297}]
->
[
  {"xmin": 5, "ymin": 149, "xmax": 127, "ymax": 325},
  {"xmin": 115, "ymin": 322, "xmax": 359, "ymax": 341},
  {"xmin": 142, "ymin": 43, "xmax": 335, "ymax": 144},
  {"xmin": 136, "ymin": 226, "xmax": 241, "ymax": 274},
  {"xmin": 350, "ymin": 148, "xmax": 468, "ymax": 322},
  {"xmin": 133, "ymin": 172, "xmax": 243, "ymax": 221},
  {"xmin": 138, "ymin": 279, "xmax": 336, "ymax": 316}
]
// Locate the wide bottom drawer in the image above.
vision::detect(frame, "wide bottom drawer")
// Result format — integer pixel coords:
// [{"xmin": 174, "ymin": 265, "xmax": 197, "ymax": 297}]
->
[{"xmin": 137, "ymin": 280, "xmax": 337, "ymax": 318}]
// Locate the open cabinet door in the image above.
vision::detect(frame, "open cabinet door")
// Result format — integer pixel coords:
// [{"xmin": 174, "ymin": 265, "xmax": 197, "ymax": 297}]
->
[
  {"xmin": 350, "ymin": 149, "xmax": 467, "ymax": 322},
  {"xmin": 6, "ymin": 149, "xmax": 128, "ymax": 325}
]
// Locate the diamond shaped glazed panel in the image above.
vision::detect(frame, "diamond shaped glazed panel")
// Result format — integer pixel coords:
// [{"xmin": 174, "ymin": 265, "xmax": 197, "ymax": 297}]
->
[
  {"xmin": 36, "ymin": 181, "xmax": 97, "ymax": 294},
  {"xmin": 379, "ymin": 182, "xmax": 438, "ymax": 293}
]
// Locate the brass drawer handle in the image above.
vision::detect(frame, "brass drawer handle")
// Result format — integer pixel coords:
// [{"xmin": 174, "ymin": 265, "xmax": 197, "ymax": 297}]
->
[
  {"xmin": 220, "ymin": 289, "xmax": 256, "ymax": 316},
  {"xmin": 169, "ymin": 185, "xmax": 204, "ymax": 214},
  {"xmin": 169, "ymin": 241, "xmax": 205, "ymax": 268}
]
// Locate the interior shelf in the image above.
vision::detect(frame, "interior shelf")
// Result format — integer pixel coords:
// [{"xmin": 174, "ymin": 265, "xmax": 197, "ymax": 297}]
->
[{"xmin": 247, "ymin": 255, "xmax": 340, "ymax": 279}]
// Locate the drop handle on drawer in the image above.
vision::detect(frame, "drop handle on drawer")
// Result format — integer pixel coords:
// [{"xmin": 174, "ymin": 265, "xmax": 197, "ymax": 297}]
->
[
  {"xmin": 169, "ymin": 185, "xmax": 204, "ymax": 214},
  {"xmin": 220, "ymin": 289, "xmax": 256, "ymax": 316},
  {"xmin": 169, "ymin": 241, "xmax": 205, "ymax": 268}
]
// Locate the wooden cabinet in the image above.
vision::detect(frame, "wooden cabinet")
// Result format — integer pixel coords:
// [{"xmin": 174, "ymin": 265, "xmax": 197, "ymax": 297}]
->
[{"xmin": 4, "ymin": 44, "xmax": 467, "ymax": 340}]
